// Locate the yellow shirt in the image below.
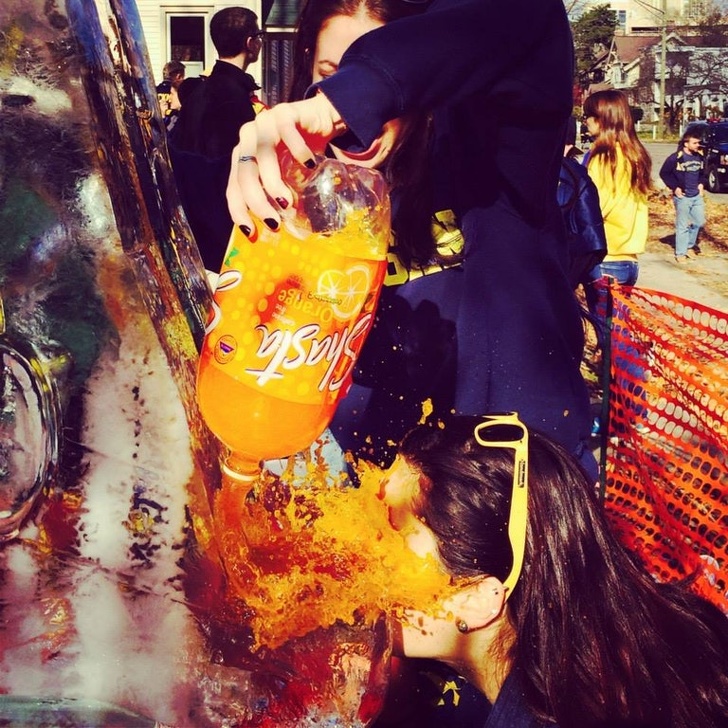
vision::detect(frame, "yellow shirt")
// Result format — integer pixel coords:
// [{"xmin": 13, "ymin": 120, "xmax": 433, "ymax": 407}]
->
[{"xmin": 587, "ymin": 145, "xmax": 648, "ymax": 261}]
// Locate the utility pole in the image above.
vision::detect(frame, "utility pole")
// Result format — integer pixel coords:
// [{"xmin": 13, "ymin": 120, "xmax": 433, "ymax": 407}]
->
[
  {"xmin": 634, "ymin": 0, "xmax": 669, "ymax": 139},
  {"xmin": 659, "ymin": 0, "xmax": 667, "ymax": 139}
]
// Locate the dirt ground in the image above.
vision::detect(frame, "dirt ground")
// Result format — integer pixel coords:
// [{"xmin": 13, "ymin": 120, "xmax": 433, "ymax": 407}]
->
[{"xmin": 647, "ymin": 190, "xmax": 728, "ymax": 298}]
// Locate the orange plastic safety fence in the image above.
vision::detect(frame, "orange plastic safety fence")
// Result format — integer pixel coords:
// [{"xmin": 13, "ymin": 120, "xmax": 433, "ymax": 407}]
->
[{"xmin": 603, "ymin": 285, "xmax": 727, "ymax": 613}]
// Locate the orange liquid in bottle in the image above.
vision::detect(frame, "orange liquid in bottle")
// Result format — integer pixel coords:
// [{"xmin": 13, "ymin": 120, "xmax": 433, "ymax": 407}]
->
[
  {"xmin": 196, "ymin": 367, "xmax": 332, "ymax": 465},
  {"xmin": 197, "ymin": 215, "xmax": 388, "ymax": 475}
]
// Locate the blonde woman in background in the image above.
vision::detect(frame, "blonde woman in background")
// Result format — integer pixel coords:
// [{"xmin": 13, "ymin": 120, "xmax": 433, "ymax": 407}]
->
[{"xmin": 582, "ymin": 89, "xmax": 652, "ymax": 334}]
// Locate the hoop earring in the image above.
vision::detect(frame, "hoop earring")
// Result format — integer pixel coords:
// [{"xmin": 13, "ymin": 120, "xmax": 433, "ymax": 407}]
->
[{"xmin": 456, "ymin": 619, "xmax": 469, "ymax": 634}]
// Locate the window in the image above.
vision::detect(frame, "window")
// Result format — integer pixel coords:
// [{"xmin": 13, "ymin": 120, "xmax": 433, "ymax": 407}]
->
[
  {"xmin": 260, "ymin": 0, "xmax": 301, "ymax": 105},
  {"xmin": 167, "ymin": 13, "xmax": 206, "ymax": 78},
  {"xmin": 265, "ymin": 0, "xmax": 303, "ymax": 26},
  {"xmin": 263, "ymin": 32, "xmax": 295, "ymax": 106}
]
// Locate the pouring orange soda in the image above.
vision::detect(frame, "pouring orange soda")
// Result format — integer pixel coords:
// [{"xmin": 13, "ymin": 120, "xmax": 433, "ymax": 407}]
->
[{"xmin": 196, "ymin": 155, "xmax": 391, "ymax": 479}]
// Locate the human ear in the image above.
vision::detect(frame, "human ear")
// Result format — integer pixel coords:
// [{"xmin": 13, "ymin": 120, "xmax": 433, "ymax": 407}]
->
[
  {"xmin": 449, "ymin": 576, "xmax": 506, "ymax": 632},
  {"xmin": 246, "ymin": 35, "xmax": 261, "ymax": 54}
]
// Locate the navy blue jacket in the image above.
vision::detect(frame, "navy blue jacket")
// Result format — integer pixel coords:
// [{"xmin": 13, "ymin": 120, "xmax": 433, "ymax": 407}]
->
[
  {"xmin": 318, "ymin": 0, "xmax": 593, "ymax": 470},
  {"xmin": 659, "ymin": 149, "xmax": 707, "ymax": 195},
  {"xmin": 372, "ymin": 662, "xmax": 557, "ymax": 727},
  {"xmin": 557, "ymin": 156, "xmax": 607, "ymax": 288},
  {"xmin": 484, "ymin": 669, "xmax": 557, "ymax": 727}
]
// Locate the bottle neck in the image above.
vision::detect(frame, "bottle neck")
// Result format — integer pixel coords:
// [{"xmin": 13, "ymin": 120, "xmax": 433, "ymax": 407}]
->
[{"xmin": 222, "ymin": 452, "xmax": 262, "ymax": 481}]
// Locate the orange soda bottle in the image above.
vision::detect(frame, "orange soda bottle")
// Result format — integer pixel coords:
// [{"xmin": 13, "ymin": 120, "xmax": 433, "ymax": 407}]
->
[{"xmin": 196, "ymin": 157, "xmax": 391, "ymax": 479}]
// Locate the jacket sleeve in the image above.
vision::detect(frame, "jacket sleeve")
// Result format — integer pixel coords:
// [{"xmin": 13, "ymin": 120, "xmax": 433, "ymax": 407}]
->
[
  {"xmin": 312, "ymin": 0, "xmax": 572, "ymax": 149},
  {"xmin": 572, "ymin": 170, "xmax": 607, "ymax": 258},
  {"xmin": 659, "ymin": 153, "xmax": 679, "ymax": 191}
]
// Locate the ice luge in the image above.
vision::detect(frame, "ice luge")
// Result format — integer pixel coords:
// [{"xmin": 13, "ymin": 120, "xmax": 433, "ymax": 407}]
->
[{"xmin": 0, "ymin": 0, "xmax": 394, "ymax": 724}]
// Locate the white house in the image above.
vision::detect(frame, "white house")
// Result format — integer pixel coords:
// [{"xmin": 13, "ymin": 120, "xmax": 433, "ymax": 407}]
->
[
  {"xmin": 593, "ymin": 31, "xmax": 728, "ymax": 123},
  {"xmin": 611, "ymin": 0, "xmax": 712, "ymax": 32},
  {"xmin": 599, "ymin": 34, "xmax": 661, "ymax": 88}
]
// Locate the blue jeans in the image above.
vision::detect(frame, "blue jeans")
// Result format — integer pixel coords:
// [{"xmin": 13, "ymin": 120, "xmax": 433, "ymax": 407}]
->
[
  {"xmin": 674, "ymin": 194, "xmax": 705, "ymax": 257},
  {"xmin": 584, "ymin": 260, "xmax": 648, "ymax": 430},
  {"xmin": 584, "ymin": 260, "xmax": 639, "ymax": 341}
]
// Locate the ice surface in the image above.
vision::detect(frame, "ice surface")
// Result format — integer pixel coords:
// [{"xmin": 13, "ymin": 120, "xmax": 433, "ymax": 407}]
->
[{"xmin": 0, "ymin": 0, "xmax": 390, "ymax": 724}]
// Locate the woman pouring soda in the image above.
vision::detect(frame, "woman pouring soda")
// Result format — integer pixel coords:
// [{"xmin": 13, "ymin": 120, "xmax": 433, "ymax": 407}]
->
[{"xmin": 226, "ymin": 0, "xmax": 598, "ymax": 481}]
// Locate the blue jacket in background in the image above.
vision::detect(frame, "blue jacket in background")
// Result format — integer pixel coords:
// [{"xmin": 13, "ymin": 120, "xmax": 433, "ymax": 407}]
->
[
  {"xmin": 659, "ymin": 148, "xmax": 707, "ymax": 194},
  {"xmin": 557, "ymin": 156, "xmax": 607, "ymax": 288}
]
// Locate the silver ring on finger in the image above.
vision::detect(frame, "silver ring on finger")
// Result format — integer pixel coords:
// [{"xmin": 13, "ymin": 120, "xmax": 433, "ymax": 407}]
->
[{"xmin": 238, "ymin": 155, "xmax": 257, "ymax": 164}]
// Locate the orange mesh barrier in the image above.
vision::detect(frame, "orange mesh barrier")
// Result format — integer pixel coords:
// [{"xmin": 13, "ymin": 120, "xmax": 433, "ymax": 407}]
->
[{"xmin": 602, "ymin": 285, "xmax": 727, "ymax": 613}]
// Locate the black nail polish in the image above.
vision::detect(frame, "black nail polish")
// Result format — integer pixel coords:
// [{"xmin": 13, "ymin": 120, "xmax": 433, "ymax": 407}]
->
[
  {"xmin": 275, "ymin": 197, "xmax": 289, "ymax": 210},
  {"xmin": 264, "ymin": 218, "xmax": 279, "ymax": 231},
  {"xmin": 304, "ymin": 158, "xmax": 316, "ymax": 169},
  {"xmin": 239, "ymin": 224, "xmax": 252, "ymax": 238}
]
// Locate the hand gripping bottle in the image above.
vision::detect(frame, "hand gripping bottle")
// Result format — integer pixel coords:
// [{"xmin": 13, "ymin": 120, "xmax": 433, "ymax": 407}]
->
[{"xmin": 196, "ymin": 157, "xmax": 391, "ymax": 480}]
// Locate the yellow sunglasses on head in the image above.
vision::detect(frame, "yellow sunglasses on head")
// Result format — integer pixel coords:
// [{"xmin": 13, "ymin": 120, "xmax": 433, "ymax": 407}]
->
[{"xmin": 473, "ymin": 412, "xmax": 529, "ymax": 600}]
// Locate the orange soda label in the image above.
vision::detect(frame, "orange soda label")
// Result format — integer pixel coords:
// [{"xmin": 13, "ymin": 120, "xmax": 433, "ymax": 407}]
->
[{"xmin": 202, "ymin": 223, "xmax": 386, "ymax": 406}]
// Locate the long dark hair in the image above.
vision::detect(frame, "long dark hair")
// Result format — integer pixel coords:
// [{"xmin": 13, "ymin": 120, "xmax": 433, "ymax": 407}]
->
[
  {"xmin": 583, "ymin": 89, "xmax": 652, "ymax": 197},
  {"xmin": 399, "ymin": 416, "xmax": 728, "ymax": 728},
  {"xmin": 287, "ymin": 0, "xmax": 436, "ymax": 266}
]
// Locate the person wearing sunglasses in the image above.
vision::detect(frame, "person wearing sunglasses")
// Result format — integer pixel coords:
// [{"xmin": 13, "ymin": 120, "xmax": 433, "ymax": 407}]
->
[
  {"xmin": 173, "ymin": 6, "xmax": 262, "ymax": 160},
  {"xmin": 375, "ymin": 413, "xmax": 728, "ymax": 728},
  {"xmin": 170, "ymin": 6, "xmax": 264, "ymax": 272},
  {"xmin": 227, "ymin": 0, "xmax": 598, "ymax": 480}
]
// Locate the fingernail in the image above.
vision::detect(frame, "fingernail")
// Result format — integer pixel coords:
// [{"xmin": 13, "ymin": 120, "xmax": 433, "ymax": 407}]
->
[
  {"xmin": 304, "ymin": 159, "xmax": 316, "ymax": 169},
  {"xmin": 275, "ymin": 197, "xmax": 289, "ymax": 210},
  {"xmin": 239, "ymin": 224, "xmax": 252, "ymax": 238},
  {"xmin": 264, "ymin": 218, "xmax": 279, "ymax": 231}
]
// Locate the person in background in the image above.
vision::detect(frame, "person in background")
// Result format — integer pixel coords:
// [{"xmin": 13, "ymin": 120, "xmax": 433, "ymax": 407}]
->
[
  {"xmin": 581, "ymin": 90, "xmax": 651, "ymax": 333},
  {"xmin": 173, "ymin": 7, "xmax": 262, "ymax": 158},
  {"xmin": 227, "ymin": 0, "xmax": 597, "ymax": 480},
  {"xmin": 156, "ymin": 60, "xmax": 185, "ymax": 128},
  {"xmin": 175, "ymin": 76, "xmax": 205, "ymax": 109},
  {"xmin": 557, "ymin": 116, "xmax": 606, "ymax": 289},
  {"xmin": 170, "ymin": 7, "xmax": 264, "ymax": 273},
  {"xmin": 286, "ymin": 0, "xmax": 435, "ymax": 267},
  {"xmin": 375, "ymin": 413, "xmax": 728, "ymax": 727},
  {"xmin": 659, "ymin": 130, "xmax": 707, "ymax": 264}
]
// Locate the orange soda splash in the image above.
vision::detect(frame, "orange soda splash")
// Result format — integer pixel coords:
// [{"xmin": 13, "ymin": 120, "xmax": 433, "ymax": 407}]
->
[{"xmin": 213, "ymin": 451, "xmax": 456, "ymax": 652}]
